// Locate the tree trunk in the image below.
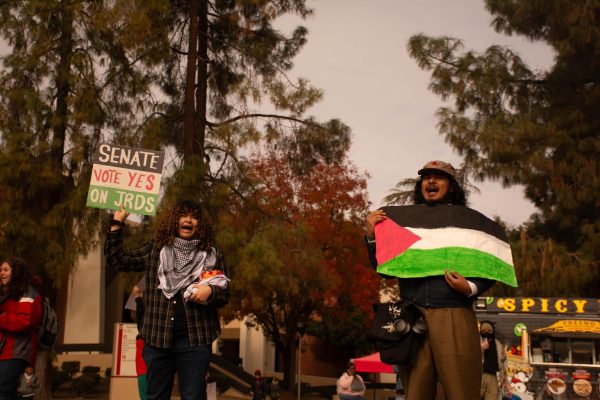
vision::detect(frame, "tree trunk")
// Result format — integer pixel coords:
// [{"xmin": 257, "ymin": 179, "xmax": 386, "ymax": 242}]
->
[
  {"xmin": 34, "ymin": 350, "xmax": 53, "ymax": 400},
  {"xmin": 51, "ymin": 0, "xmax": 75, "ymax": 334},
  {"xmin": 183, "ymin": 0, "xmax": 200, "ymax": 161},
  {"xmin": 53, "ymin": 0, "xmax": 72, "ymax": 175},
  {"xmin": 195, "ymin": 0, "xmax": 208, "ymax": 163},
  {"xmin": 281, "ymin": 339, "xmax": 300, "ymax": 392}
]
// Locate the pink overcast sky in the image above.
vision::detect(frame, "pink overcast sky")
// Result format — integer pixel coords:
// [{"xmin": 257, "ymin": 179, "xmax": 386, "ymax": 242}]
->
[
  {"xmin": 278, "ymin": 0, "xmax": 554, "ymax": 226},
  {"xmin": 0, "ymin": 1, "xmax": 555, "ymax": 226}
]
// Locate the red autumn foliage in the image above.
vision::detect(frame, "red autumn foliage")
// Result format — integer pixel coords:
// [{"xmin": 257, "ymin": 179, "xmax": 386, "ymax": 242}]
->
[{"xmin": 219, "ymin": 150, "xmax": 380, "ymax": 340}]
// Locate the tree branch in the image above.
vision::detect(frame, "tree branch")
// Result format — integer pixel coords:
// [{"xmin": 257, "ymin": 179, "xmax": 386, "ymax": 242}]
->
[{"xmin": 208, "ymin": 113, "xmax": 324, "ymax": 130}]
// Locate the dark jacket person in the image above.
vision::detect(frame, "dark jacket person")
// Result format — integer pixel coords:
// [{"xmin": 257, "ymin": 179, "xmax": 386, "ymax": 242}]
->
[
  {"xmin": 105, "ymin": 200, "xmax": 230, "ymax": 400},
  {"xmin": 365, "ymin": 161, "xmax": 495, "ymax": 400}
]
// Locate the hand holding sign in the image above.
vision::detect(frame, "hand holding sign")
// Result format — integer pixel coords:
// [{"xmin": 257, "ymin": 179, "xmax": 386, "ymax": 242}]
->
[
  {"xmin": 110, "ymin": 207, "xmax": 130, "ymax": 231},
  {"xmin": 114, "ymin": 206, "xmax": 129, "ymax": 221}
]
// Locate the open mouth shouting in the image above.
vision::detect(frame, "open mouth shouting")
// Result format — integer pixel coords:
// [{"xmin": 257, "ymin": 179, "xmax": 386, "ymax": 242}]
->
[
  {"xmin": 421, "ymin": 174, "xmax": 450, "ymax": 203},
  {"xmin": 425, "ymin": 185, "xmax": 439, "ymax": 195},
  {"xmin": 423, "ymin": 184, "xmax": 444, "ymax": 202},
  {"xmin": 178, "ymin": 215, "xmax": 199, "ymax": 239}
]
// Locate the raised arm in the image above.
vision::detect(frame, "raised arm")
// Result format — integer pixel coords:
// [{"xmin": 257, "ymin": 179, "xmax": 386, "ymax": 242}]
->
[{"xmin": 104, "ymin": 208, "xmax": 153, "ymax": 272}]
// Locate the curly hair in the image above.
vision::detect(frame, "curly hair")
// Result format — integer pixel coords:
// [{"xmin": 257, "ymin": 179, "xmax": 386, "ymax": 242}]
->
[
  {"xmin": 412, "ymin": 176, "xmax": 467, "ymax": 206},
  {"xmin": 1, "ymin": 256, "xmax": 32, "ymax": 299},
  {"xmin": 155, "ymin": 200, "xmax": 215, "ymax": 251}
]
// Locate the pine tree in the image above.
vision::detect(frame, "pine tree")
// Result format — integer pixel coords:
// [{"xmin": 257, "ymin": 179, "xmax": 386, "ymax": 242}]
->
[
  {"xmin": 0, "ymin": 1, "xmax": 170, "ymax": 397},
  {"xmin": 0, "ymin": 1, "xmax": 359, "ymax": 394},
  {"xmin": 406, "ymin": 0, "xmax": 599, "ymax": 294},
  {"xmin": 145, "ymin": 0, "xmax": 351, "ymax": 205},
  {"xmin": 0, "ymin": 0, "xmax": 353, "ymax": 290},
  {"xmin": 0, "ymin": 0, "xmax": 172, "ymax": 277}
]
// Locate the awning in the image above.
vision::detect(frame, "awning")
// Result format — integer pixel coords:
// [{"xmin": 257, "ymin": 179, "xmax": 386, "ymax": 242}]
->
[
  {"xmin": 352, "ymin": 352, "xmax": 395, "ymax": 374},
  {"xmin": 533, "ymin": 320, "xmax": 600, "ymax": 334}
]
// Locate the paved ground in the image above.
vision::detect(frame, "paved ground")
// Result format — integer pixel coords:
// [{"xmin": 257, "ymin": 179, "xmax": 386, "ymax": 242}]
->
[{"xmin": 53, "ymin": 388, "xmax": 300, "ymax": 400}]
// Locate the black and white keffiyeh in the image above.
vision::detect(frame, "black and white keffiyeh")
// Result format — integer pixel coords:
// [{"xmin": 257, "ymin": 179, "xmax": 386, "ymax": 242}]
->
[{"xmin": 157, "ymin": 237, "xmax": 216, "ymax": 299}]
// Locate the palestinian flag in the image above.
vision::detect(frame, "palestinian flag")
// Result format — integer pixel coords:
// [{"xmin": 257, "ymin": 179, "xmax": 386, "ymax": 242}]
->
[{"xmin": 375, "ymin": 205, "xmax": 517, "ymax": 287}]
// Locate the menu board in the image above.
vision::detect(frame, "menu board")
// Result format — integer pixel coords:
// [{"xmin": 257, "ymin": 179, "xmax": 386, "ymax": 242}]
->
[{"xmin": 539, "ymin": 368, "xmax": 599, "ymax": 399}]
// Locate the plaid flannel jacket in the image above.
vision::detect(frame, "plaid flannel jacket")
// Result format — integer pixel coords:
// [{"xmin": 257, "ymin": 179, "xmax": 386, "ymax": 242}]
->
[{"xmin": 105, "ymin": 230, "xmax": 230, "ymax": 349}]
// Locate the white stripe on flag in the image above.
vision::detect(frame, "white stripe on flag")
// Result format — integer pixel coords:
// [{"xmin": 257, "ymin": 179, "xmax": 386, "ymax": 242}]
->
[{"xmin": 407, "ymin": 227, "xmax": 514, "ymax": 265}]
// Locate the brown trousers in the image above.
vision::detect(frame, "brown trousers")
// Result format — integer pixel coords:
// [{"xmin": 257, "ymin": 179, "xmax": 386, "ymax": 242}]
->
[
  {"xmin": 398, "ymin": 307, "xmax": 482, "ymax": 400},
  {"xmin": 480, "ymin": 372, "xmax": 500, "ymax": 400}
]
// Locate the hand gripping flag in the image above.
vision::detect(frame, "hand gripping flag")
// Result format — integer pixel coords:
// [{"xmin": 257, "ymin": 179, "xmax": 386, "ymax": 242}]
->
[{"xmin": 375, "ymin": 205, "xmax": 518, "ymax": 287}]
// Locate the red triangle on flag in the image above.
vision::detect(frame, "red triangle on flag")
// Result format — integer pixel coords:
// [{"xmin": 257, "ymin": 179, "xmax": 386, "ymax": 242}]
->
[{"xmin": 374, "ymin": 219, "xmax": 421, "ymax": 265}]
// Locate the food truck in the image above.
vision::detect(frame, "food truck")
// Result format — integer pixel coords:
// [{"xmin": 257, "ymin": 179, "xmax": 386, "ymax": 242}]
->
[{"xmin": 475, "ymin": 297, "xmax": 600, "ymax": 399}]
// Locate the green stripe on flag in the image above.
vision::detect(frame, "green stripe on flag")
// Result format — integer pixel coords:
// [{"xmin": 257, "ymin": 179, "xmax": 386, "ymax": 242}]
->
[{"xmin": 376, "ymin": 247, "xmax": 518, "ymax": 287}]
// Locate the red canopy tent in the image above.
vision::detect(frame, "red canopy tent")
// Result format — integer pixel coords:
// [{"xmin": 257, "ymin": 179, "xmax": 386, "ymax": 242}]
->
[{"xmin": 352, "ymin": 352, "xmax": 394, "ymax": 374}]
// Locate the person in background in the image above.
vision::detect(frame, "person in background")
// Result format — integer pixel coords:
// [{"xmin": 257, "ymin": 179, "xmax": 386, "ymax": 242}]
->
[
  {"xmin": 365, "ymin": 161, "xmax": 496, "ymax": 400},
  {"xmin": 480, "ymin": 320, "xmax": 508, "ymax": 400},
  {"xmin": 17, "ymin": 365, "xmax": 39, "ymax": 399},
  {"xmin": 251, "ymin": 369, "xmax": 267, "ymax": 400},
  {"xmin": 393, "ymin": 365, "xmax": 405, "ymax": 400},
  {"xmin": 125, "ymin": 277, "xmax": 147, "ymax": 400},
  {"xmin": 105, "ymin": 200, "xmax": 230, "ymax": 400},
  {"xmin": 0, "ymin": 257, "xmax": 43, "ymax": 400},
  {"xmin": 269, "ymin": 376, "xmax": 280, "ymax": 400},
  {"xmin": 336, "ymin": 361, "xmax": 366, "ymax": 400}
]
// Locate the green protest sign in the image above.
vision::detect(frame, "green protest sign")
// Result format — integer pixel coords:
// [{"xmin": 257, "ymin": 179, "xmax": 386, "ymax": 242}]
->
[{"xmin": 86, "ymin": 144, "xmax": 164, "ymax": 215}]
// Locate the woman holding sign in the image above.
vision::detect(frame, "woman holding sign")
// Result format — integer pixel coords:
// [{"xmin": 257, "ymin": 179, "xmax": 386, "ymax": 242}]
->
[{"xmin": 105, "ymin": 200, "xmax": 230, "ymax": 400}]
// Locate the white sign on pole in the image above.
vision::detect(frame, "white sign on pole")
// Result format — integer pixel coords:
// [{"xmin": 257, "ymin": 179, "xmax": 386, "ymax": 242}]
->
[{"xmin": 112, "ymin": 323, "xmax": 138, "ymax": 377}]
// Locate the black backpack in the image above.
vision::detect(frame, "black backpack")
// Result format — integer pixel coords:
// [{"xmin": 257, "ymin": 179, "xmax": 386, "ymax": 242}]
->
[
  {"xmin": 368, "ymin": 300, "xmax": 427, "ymax": 365},
  {"xmin": 37, "ymin": 297, "xmax": 59, "ymax": 349}
]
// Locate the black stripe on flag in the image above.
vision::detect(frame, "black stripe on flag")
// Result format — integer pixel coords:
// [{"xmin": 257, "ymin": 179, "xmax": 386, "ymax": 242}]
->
[{"xmin": 379, "ymin": 205, "xmax": 508, "ymax": 243}]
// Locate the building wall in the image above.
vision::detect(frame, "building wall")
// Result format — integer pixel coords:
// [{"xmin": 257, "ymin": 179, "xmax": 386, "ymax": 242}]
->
[
  {"xmin": 228, "ymin": 320, "xmax": 358, "ymax": 380},
  {"xmin": 63, "ymin": 241, "xmax": 103, "ymax": 344},
  {"xmin": 238, "ymin": 318, "xmax": 276, "ymax": 375}
]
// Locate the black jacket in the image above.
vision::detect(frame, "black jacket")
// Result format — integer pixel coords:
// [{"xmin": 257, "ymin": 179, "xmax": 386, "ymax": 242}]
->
[{"xmin": 365, "ymin": 239, "xmax": 494, "ymax": 308}]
